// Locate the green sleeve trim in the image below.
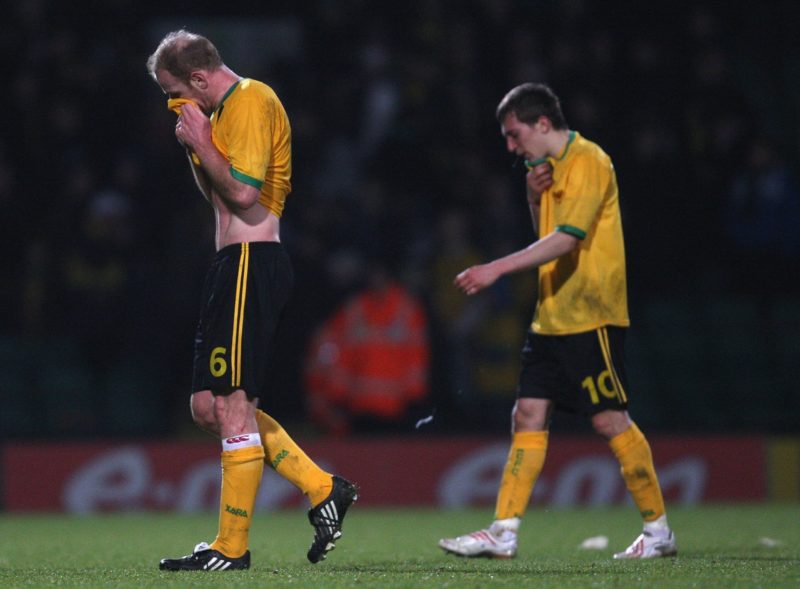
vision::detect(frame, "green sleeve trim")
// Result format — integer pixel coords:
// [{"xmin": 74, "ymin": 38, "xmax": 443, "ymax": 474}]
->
[
  {"xmin": 229, "ymin": 166, "xmax": 263, "ymax": 189},
  {"xmin": 556, "ymin": 224, "xmax": 586, "ymax": 239}
]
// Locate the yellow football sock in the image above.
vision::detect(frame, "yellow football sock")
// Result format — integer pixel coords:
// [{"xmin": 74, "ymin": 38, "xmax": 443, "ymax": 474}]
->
[
  {"xmin": 495, "ymin": 431, "xmax": 548, "ymax": 520},
  {"xmin": 256, "ymin": 410, "xmax": 333, "ymax": 505},
  {"xmin": 210, "ymin": 444, "xmax": 264, "ymax": 558},
  {"xmin": 609, "ymin": 422, "xmax": 666, "ymax": 522}
]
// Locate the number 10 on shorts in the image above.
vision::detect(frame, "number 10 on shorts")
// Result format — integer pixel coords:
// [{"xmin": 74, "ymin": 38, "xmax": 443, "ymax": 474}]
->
[{"xmin": 582, "ymin": 370, "xmax": 616, "ymax": 404}]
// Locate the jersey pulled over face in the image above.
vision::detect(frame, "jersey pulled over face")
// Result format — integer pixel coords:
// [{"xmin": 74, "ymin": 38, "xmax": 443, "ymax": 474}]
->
[
  {"xmin": 208, "ymin": 79, "xmax": 292, "ymax": 217},
  {"xmin": 534, "ymin": 131, "xmax": 630, "ymax": 335}
]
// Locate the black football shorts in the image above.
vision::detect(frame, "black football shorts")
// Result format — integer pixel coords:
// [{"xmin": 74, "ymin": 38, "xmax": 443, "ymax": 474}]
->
[
  {"xmin": 192, "ymin": 242, "xmax": 292, "ymax": 399},
  {"xmin": 517, "ymin": 326, "xmax": 630, "ymax": 415}
]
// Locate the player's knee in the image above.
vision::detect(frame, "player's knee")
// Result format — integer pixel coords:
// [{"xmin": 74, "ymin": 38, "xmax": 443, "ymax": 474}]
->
[
  {"xmin": 190, "ymin": 393, "xmax": 218, "ymax": 432},
  {"xmin": 512, "ymin": 409, "xmax": 533, "ymax": 431},
  {"xmin": 213, "ymin": 394, "xmax": 228, "ymax": 423},
  {"xmin": 192, "ymin": 412, "xmax": 216, "ymax": 431},
  {"xmin": 512, "ymin": 399, "xmax": 548, "ymax": 431},
  {"xmin": 592, "ymin": 410, "xmax": 631, "ymax": 440},
  {"xmin": 212, "ymin": 389, "xmax": 254, "ymax": 431},
  {"xmin": 592, "ymin": 419, "xmax": 614, "ymax": 439}
]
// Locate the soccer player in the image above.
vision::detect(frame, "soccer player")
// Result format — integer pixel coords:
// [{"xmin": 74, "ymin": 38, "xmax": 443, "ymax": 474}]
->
[
  {"xmin": 147, "ymin": 30, "xmax": 357, "ymax": 571},
  {"xmin": 438, "ymin": 83, "xmax": 677, "ymax": 560}
]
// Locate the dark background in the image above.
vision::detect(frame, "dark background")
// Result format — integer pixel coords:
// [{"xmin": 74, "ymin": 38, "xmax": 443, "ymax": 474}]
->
[{"xmin": 2, "ymin": 0, "xmax": 798, "ymax": 439}]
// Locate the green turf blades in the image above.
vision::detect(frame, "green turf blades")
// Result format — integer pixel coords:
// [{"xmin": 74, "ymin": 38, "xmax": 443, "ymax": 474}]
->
[{"xmin": 0, "ymin": 505, "xmax": 797, "ymax": 588}]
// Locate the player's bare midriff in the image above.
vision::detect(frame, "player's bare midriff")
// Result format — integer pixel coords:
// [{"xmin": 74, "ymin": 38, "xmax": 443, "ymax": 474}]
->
[{"xmin": 213, "ymin": 197, "xmax": 281, "ymax": 251}]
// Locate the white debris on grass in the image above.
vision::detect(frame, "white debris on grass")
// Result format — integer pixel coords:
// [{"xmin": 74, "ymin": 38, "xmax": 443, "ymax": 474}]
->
[
  {"xmin": 579, "ymin": 535, "xmax": 609, "ymax": 550},
  {"xmin": 758, "ymin": 537, "xmax": 782, "ymax": 547}
]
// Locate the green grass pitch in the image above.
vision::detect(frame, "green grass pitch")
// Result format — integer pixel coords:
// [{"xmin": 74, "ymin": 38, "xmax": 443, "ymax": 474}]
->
[{"xmin": 0, "ymin": 504, "xmax": 798, "ymax": 588}]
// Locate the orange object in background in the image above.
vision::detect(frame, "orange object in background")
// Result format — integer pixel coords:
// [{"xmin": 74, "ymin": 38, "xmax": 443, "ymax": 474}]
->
[{"xmin": 305, "ymin": 278, "xmax": 430, "ymax": 435}]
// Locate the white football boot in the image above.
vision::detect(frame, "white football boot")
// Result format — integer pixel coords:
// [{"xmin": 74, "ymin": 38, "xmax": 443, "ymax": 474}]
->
[
  {"xmin": 438, "ymin": 522, "xmax": 518, "ymax": 559},
  {"xmin": 613, "ymin": 529, "xmax": 677, "ymax": 559}
]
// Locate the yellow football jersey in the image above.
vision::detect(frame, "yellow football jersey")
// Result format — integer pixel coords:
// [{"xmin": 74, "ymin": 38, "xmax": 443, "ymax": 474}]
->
[
  {"xmin": 209, "ymin": 78, "xmax": 292, "ymax": 217},
  {"xmin": 532, "ymin": 131, "xmax": 630, "ymax": 335}
]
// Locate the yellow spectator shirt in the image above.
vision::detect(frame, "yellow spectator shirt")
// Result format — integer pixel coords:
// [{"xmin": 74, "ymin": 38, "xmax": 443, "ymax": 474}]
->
[
  {"xmin": 533, "ymin": 131, "xmax": 630, "ymax": 335},
  {"xmin": 208, "ymin": 78, "xmax": 292, "ymax": 217}
]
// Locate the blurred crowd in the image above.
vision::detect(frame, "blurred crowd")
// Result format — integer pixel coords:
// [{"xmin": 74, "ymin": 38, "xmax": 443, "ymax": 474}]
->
[{"xmin": 2, "ymin": 0, "xmax": 798, "ymax": 438}]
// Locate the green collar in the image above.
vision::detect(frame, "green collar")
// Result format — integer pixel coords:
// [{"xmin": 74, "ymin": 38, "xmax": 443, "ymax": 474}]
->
[
  {"xmin": 215, "ymin": 79, "xmax": 242, "ymax": 115},
  {"xmin": 554, "ymin": 130, "xmax": 577, "ymax": 161}
]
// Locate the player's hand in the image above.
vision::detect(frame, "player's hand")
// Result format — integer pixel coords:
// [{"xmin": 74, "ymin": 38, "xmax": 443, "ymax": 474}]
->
[
  {"xmin": 454, "ymin": 263, "xmax": 499, "ymax": 296},
  {"xmin": 175, "ymin": 102, "xmax": 211, "ymax": 151},
  {"xmin": 526, "ymin": 161, "xmax": 553, "ymax": 203}
]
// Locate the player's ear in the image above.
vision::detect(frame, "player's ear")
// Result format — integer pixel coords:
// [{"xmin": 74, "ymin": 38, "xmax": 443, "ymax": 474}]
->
[
  {"xmin": 536, "ymin": 115, "xmax": 552, "ymax": 133},
  {"xmin": 189, "ymin": 71, "xmax": 208, "ymax": 90}
]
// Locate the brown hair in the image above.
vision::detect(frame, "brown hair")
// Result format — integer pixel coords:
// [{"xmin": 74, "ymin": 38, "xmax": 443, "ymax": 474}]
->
[
  {"xmin": 146, "ymin": 30, "xmax": 222, "ymax": 82},
  {"xmin": 496, "ymin": 83, "xmax": 568, "ymax": 129}
]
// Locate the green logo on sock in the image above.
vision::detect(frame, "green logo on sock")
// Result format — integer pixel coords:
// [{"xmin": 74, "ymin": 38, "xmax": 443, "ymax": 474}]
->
[
  {"xmin": 225, "ymin": 504, "xmax": 248, "ymax": 518},
  {"xmin": 511, "ymin": 449, "xmax": 525, "ymax": 476},
  {"xmin": 271, "ymin": 449, "xmax": 289, "ymax": 469}
]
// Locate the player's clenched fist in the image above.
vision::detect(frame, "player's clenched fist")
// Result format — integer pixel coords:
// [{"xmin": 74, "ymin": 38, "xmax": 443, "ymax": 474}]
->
[
  {"xmin": 526, "ymin": 161, "xmax": 553, "ymax": 202},
  {"xmin": 175, "ymin": 101, "xmax": 211, "ymax": 151}
]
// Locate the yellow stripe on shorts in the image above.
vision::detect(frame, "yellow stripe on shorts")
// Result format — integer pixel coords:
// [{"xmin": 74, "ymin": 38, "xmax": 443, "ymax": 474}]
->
[
  {"xmin": 230, "ymin": 243, "xmax": 249, "ymax": 388},
  {"xmin": 597, "ymin": 327, "xmax": 627, "ymax": 403}
]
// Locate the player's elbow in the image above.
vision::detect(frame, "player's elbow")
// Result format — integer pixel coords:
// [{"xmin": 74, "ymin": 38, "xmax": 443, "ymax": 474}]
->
[
  {"xmin": 235, "ymin": 197, "xmax": 259, "ymax": 210},
  {"xmin": 565, "ymin": 235, "xmax": 580, "ymax": 252},
  {"xmin": 555, "ymin": 232, "xmax": 580, "ymax": 256},
  {"xmin": 230, "ymin": 184, "xmax": 261, "ymax": 210}
]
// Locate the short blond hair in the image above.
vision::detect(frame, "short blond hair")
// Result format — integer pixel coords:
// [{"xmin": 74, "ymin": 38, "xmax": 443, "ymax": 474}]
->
[{"xmin": 146, "ymin": 30, "xmax": 222, "ymax": 82}]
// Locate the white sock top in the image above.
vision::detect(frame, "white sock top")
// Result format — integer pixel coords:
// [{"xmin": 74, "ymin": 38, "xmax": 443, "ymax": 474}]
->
[
  {"xmin": 221, "ymin": 432, "xmax": 262, "ymax": 451},
  {"xmin": 643, "ymin": 514, "xmax": 669, "ymax": 534},
  {"xmin": 493, "ymin": 517, "xmax": 521, "ymax": 533}
]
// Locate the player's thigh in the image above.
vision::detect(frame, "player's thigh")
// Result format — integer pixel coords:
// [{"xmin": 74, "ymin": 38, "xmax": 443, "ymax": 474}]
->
[
  {"xmin": 236, "ymin": 243, "xmax": 293, "ymax": 399},
  {"xmin": 517, "ymin": 330, "xmax": 561, "ymax": 404},
  {"xmin": 557, "ymin": 326, "xmax": 630, "ymax": 415},
  {"xmin": 192, "ymin": 243, "xmax": 292, "ymax": 400},
  {"xmin": 191, "ymin": 245, "xmax": 247, "ymax": 397}
]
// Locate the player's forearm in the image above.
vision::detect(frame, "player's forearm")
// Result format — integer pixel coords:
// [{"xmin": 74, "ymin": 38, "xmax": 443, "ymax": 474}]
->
[{"xmin": 491, "ymin": 231, "xmax": 577, "ymax": 276}]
